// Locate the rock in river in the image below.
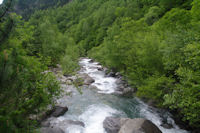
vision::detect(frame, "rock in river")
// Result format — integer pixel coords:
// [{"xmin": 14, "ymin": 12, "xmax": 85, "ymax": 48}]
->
[
  {"xmin": 103, "ymin": 117, "xmax": 162, "ymax": 133},
  {"xmin": 51, "ymin": 106, "xmax": 68, "ymax": 117},
  {"xmin": 40, "ymin": 127, "xmax": 64, "ymax": 133},
  {"xmin": 103, "ymin": 117, "xmax": 129, "ymax": 133},
  {"xmin": 119, "ymin": 118, "xmax": 162, "ymax": 133}
]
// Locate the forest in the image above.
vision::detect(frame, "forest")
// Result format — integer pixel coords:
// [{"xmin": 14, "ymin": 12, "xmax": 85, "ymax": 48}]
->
[{"xmin": 0, "ymin": 0, "xmax": 200, "ymax": 132}]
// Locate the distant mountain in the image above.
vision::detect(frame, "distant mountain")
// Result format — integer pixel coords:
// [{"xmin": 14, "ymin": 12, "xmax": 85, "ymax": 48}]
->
[{"xmin": 13, "ymin": 0, "xmax": 71, "ymax": 18}]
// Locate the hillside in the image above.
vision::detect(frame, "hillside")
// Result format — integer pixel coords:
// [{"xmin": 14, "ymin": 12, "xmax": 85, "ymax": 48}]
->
[{"xmin": 13, "ymin": 0, "xmax": 71, "ymax": 18}]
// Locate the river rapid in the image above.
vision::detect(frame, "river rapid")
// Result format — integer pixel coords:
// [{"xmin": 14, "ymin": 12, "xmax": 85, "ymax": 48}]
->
[{"xmin": 49, "ymin": 58, "xmax": 189, "ymax": 133}]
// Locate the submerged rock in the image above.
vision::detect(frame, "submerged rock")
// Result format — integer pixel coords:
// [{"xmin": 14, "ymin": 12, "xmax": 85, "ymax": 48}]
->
[
  {"xmin": 40, "ymin": 127, "xmax": 64, "ymax": 133},
  {"xmin": 103, "ymin": 117, "xmax": 162, "ymax": 133},
  {"xmin": 51, "ymin": 106, "xmax": 68, "ymax": 117}
]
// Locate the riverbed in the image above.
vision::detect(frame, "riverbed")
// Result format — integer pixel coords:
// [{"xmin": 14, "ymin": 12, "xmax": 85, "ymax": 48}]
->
[{"xmin": 47, "ymin": 58, "xmax": 189, "ymax": 133}]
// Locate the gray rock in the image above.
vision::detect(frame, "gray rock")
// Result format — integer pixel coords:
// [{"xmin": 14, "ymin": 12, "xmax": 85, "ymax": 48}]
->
[
  {"xmin": 83, "ymin": 75, "xmax": 95, "ymax": 85},
  {"xmin": 40, "ymin": 127, "xmax": 64, "ymax": 133},
  {"xmin": 107, "ymin": 72, "xmax": 116, "ymax": 77},
  {"xmin": 98, "ymin": 67, "xmax": 104, "ymax": 71},
  {"xmin": 119, "ymin": 118, "xmax": 162, "ymax": 133},
  {"xmin": 122, "ymin": 87, "xmax": 135, "ymax": 97},
  {"xmin": 79, "ymin": 73, "xmax": 95, "ymax": 85},
  {"xmin": 103, "ymin": 117, "xmax": 162, "ymax": 133},
  {"xmin": 115, "ymin": 72, "xmax": 121, "ymax": 78},
  {"xmin": 89, "ymin": 59, "xmax": 94, "ymax": 63},
  {"xmin": 51, "ymin": 106, "xmax": 68, "ymax": 117},
  {"xmin": 103, "ymin": 117, "xmax": 129, "ymax": 133}
]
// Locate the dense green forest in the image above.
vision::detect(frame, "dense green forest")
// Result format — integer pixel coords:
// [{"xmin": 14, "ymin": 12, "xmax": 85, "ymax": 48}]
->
[{"xmin": 0, "ymin": 0, "xmax": 200, "ymax": 132}]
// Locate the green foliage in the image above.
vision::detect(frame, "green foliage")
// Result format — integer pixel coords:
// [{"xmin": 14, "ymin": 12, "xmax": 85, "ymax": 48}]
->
[
  {"xmin": 191, "ymin": 0, "xmax": 200, "ymax": 21},
  {"xmin": 61, "ymin": 44, "xmax": 80, "ymax": 75},
  {"xmin": 144, "ymin": 6, "xmax": 163, "ymax": 25},
  {"xmin": 1, "ymin": 0, "xmax": 200, "ymax": 130},
  {"xmin": 138, "ymin": 75, "xmax": 174, "ymax": 104},
  {"xmin": 0, "ymin": 12, "xmax": 60, "ymax": 132}
]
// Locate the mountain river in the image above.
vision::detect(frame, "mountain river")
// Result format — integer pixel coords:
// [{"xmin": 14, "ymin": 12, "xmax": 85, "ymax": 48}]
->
[{"xmin": 49, "ymin": 58, "xmax": 189, "ymax": 133}]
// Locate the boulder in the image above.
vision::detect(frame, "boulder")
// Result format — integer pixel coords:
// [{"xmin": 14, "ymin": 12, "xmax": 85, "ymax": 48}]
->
[
  {"xmin": 103, "ymin": 117, "xmax": 162, "ymax": 133},
  {"xmin": 103, "ymin": 117, "xmax": 129, "ymax": 133},
  {"xmin": 115, "ymin": 72, "xmax": 121, "ymax": 78},
  {"xmin": 51, "ymin": 106, "xmax": 68, "ymax": 117},
  {"xmin": 89, "ymin": 59, "xmax": 94, "ymax": 63},
  {"xmin": 119, "ymin": 118, "xmax": 162, "ymax": 133},
  {"xmin": 40, "ymin": 127, "xmax": 64, "ymax": 133},
  {"xmin": 98, "ymin": 67, "xmax": 104, "ymax": 71},
  {"xmin": 114, "ymin": 86, "xmax": 136, "ymax": 97},
  {"xmin": 122, "ymin": 87, "xmax": 135, "ymax": 97},
  {"xmin": 107, "ymin": 72, "xmax": 116, "ymax": 77},
  {"xmin": 79, "ymin": 73, "xmax": 95, "ymax": 85},
  {"xmin": 84, "ymin": 77, "xmax": 95, "ymax": 85}
]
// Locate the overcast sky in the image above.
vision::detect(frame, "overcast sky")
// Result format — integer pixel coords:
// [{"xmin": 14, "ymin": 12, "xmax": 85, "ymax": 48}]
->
[{"xmin": 0, "ymin": 0, "xmax": 3, "ymax": 4}]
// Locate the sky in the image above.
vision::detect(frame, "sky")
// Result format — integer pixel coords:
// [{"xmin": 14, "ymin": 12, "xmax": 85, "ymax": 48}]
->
[{"xmin": 0, "ymin": 0, "xmax": 3, "ymax": 4}]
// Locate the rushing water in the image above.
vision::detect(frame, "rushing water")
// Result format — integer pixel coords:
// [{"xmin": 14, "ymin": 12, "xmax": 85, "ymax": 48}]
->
[{"xmin": 50, "ymin": 58, "xmax": 189, "ymax": 133}]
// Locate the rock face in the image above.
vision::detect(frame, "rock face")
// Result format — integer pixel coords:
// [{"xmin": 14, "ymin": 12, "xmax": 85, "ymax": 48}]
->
[
  {"xmin": 103, "ymin": 117, "xmax": 162, "ymax": 133},
  {"xmin": 40, "ymin": 127, "xmax": 64, "ymax": 133},
  {"xmin": 51, "ymin": 106, "xmax": 68, "ymax": 117}
]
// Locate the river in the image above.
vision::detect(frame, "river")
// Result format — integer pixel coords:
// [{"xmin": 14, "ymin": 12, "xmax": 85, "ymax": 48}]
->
[{"xmin": 49, "ymin": 58, "xmax": 189, "ymax": 133}]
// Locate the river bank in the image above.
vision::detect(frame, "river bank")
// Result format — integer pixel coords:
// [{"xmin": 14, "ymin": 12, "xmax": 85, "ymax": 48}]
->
[{"xmin": 39, "ymin": 58, "xmax": 190, "ymax": 133}]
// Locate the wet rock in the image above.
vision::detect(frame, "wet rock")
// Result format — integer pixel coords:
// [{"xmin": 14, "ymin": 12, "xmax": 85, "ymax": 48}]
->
[
  {"xmin": 98, "ymin": 67, "xmax": 104, "ymax": 71},
  {"xmin": 107, "ymin": 71, "xmax": 116, "ymax": 77},
  {"xmin": 122, "ymin": 87, "xmax": 135, "ymax": 97},
  {"xmin": 104, "ymin": 117, "xmax": 162, "ymax": 133},
  {"xmin": 51, "ymin": 106, "xmax": 68, "ymax": 117},
  {"xmin": 103, "ymin": 117, "xmax": 129, "ymax": 133},
  {"xmin": 40, "ymin": 127, "xmax": 64, "ymax": 133},
  {"xmin": 115, "ymin": 72, "xmax": 121, "ymax": 78},
  {"xmin": 89, "ymin": 59, "xmax": 94, "ymax": 63},
  {"xmin": 160, "ymin": 123, "xmax": 173, "ymax": 129},
  {"xmin": 79, "ymin": 74, "xmax": 95, "ymax": 85},
  {"xmin": 119, "ymin": 118, "xmax": 162, "ymax": 133},
  {"xmin": 114, "ymin": 86, "xmax": 136, "ymax": 97},
  {"xmin": 58, "ymin": 120, "xmax": 85, "ymax": 127},
  {"xmin": 41, "ymin": 120, "xmax": 50, "ymax": 127}
]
